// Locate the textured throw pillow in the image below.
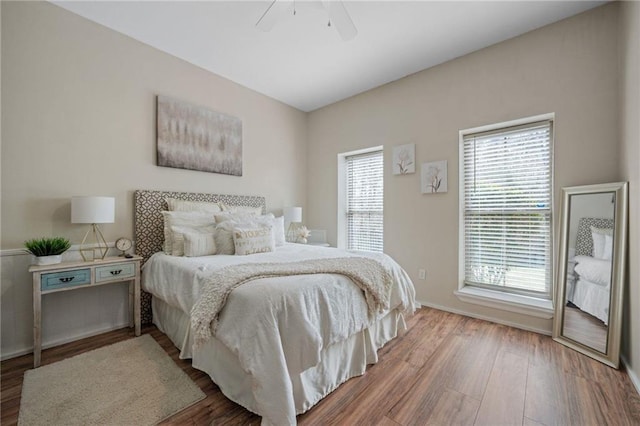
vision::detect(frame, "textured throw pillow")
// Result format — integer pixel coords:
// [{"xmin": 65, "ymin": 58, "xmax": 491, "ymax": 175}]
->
[
  {"xmin": 219, "ymin": 203, "xmax": 263, "ymax": 216},
  {"xmin": 214, "ymin": 221, "xmax": 238, "ymax": 255},
  {"xmin": 232, "ymin": 225, "xmax": 275, "ymax": 255},
  {"xmin": 161, "ymin": 211, "xmax": 216, "ymax": 254},
  {"xmin": 603, "ymin": 233, "xmax": 613, "ymax": 261},
  {"xmin": 183, "ymin": 231, "xmax": 217, "ymax": 257},
  {"xmin": 170, "ymin": 225, "xmax": 217, "ymax": 256},
  {"xmin": 166, "ymin": 199, "xmax": 222, "ymax": 214}
]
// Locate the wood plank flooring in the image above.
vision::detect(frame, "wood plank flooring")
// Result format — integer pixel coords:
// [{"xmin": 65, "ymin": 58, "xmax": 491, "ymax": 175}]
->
[{"xmin": 2, "ymin": 307, "xmax": 639, "ymax": 425}]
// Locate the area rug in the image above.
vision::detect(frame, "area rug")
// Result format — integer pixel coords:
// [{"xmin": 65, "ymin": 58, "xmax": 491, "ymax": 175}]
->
[{"xmin": 18, "ymin": 334, "xmax": 206, "ymax": 426}]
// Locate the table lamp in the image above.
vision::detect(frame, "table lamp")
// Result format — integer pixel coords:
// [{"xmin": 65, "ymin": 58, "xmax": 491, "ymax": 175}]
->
[
  {"xmin": 71, "ymin": 196, "xmax": 115, "ymax": 261},
  {"xmin": 283, "ymin": 206, "xmax": 302, "ymax": 242}
]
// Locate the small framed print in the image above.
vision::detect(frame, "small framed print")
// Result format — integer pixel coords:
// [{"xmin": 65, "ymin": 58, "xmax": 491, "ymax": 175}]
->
[
  {"xmin": 421, "ymin": 160, "xmax": 448, "ymax": 194},
  {"xmin": 392, "ymin": 143, "xmax": 415, "ymax": 175}
]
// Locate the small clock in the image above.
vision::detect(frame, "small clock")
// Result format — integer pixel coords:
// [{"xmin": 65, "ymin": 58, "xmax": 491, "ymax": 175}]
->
[{"xmin": 115, "ymin": 237, "xmax": 133, "ymax": 257}]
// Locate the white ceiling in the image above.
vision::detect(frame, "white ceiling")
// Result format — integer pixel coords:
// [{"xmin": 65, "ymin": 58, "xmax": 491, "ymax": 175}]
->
[{"xmin": 52, "ymin": 1, "xmax": 606, "ymax": 112}]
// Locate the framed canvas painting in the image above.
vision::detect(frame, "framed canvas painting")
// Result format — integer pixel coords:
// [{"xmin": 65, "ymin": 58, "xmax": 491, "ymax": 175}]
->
[{"xmin": 157, "ymin": 96, "xmax": 242, "ymax": 176}]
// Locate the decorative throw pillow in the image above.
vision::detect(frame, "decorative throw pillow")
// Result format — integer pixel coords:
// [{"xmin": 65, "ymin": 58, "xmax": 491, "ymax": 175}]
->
[
  {"xmin": 170, "ymin": 224, "xmax": 217, "ymax": 256},
  {"xmin": 219, "ymin": 203, "xmax": 263, "ymax": 216},
  {"xmin": 161, "ymin": 211, "xmax": 216, "ymax": 254},
  {"xmin": 232, "ymin": 225, "xmax": 275, "ymax": 255},
  {"xmin": 214, "ymin": 212, "xmax": 256, "ymax": 224},
  {"xmin": 183, "ymin": 231, "xmax": 217, "ymax": 257},
  {"xmin": 602, "ymin": 233, "xmax": 613, "ymax": 261},
  {"xmin": 214, "ymin": 221, "xmax": 239, "ymax": 255},
  {"xmin": 166, "ymin": 198, "xmax": 222, "ymax": 214}
]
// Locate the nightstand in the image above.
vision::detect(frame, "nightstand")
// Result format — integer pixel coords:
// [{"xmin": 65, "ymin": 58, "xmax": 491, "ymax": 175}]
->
[{"xmin": 29, "ymin": 256, "xmax": 141, "ymax": 367}]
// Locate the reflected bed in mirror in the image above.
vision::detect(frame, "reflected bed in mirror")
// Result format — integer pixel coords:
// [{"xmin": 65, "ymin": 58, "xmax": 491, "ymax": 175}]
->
[{"xmin": 553, "ymin": 182, "xmax": 627, "ymax": 368}]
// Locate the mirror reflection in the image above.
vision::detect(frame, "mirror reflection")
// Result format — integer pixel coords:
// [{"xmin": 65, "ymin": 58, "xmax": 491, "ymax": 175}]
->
[{"xmin": 563, "ymin": 192, "xmax": 615, "ymax": 353}]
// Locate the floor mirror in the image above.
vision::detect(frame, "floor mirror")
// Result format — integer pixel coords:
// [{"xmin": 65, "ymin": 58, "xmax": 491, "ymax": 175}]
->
[{"xmin": 552, "ymin": 182, "xmax": 628, "ymax": 368}]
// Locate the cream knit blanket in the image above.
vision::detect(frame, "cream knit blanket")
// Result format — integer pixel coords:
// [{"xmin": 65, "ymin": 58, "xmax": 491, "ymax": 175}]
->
[{"xmin": 190, "ymin": 257, "xmax": 393, "ymax": 347}]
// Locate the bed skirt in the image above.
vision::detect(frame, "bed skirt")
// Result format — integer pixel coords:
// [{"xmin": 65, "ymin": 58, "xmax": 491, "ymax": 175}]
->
[{"xmin": 152, "ymin": 297, "xmax": 407, "ymax": 417}]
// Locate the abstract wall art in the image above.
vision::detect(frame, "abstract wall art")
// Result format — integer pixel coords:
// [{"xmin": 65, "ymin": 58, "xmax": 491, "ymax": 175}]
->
[{"xmin": 157, "ymin": 95, "xmax": 242, "ymax": 176}]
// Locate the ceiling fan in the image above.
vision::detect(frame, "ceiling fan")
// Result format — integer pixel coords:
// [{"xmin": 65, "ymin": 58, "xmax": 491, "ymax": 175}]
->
[{"xmin": 256, "ymin": 0, "xmax": 358, "ymax": 41}]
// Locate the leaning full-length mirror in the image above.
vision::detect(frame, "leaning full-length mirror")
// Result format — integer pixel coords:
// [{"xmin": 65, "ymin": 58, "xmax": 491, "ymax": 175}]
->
[{"xmin": 553, "ymin": 182, "xmax": 628, "ymax": 368}]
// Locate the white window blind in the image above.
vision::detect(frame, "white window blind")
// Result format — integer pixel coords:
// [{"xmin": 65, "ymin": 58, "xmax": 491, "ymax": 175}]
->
[
  {"xmin": 346, "ymin": 150, "xmax": 383, "ymax": 252},
  {"xmin": 462, "ymin": 120, "xmax": 552, "ymax": 297}
]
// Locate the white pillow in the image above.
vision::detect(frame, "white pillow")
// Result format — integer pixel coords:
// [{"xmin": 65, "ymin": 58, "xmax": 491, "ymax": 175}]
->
[
  {"xmin": 252, "ymin": 214, "xmax": 285, "ymax": 246},
  {"xmin": 574, "ymin": 255, "xmax": 612, "ymax": 286},
  {"xmin": 214, "ymin": 212, "xmax": 256, "ymax": 224},
  {"xmin": 232, "ymin": 225, "xmax": 275, "ymax": 255},
  {"xmin": 183, "ymin": 231, "xmax": 217, "ymax": 257},
  {"xmin": 161, "ymin": 211, "xmax": 216, "ymax": 254},
  {"xmin": 603, "ymin": 233, "xmax": 613, "ymax": 261},
  {"xmin": 220, "ymin": 203, "xmax": 263, "ymax": 216},
  {"xmin": 591, "ymin": 226, "xmax": 613, "ymax": 259},
  {"xmin": 166, "ymin": 198, "xmax": 222, "ymax": 214},
  {"xmin": 170, "ymin": 224, "xmax": 216, "ymax": 256}
]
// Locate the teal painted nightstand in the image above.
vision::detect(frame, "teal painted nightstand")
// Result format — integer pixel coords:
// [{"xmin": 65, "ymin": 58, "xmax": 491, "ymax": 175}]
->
[{"xmin": 29, "ymin": 256, "xmax": 142, "ymax": 368}]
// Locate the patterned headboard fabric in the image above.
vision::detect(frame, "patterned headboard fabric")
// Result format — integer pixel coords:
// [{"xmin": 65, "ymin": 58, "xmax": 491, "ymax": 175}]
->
[
  {"xmin": 134, "ymin": 189, "xmax": 266, "ymax": 323},
  {"xmin": 575, "ymin": 217, "xmax": 614, "ymax": 257}
]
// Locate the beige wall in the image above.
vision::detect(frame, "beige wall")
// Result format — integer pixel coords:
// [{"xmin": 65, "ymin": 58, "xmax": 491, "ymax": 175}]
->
[
  {"xmin": 0, "ymin": 1, "xmax": 307, "ymax": 358},
  {"xmin": 620, "ymin": 0, "xmax": 640, "ymax": 388},
  {"xmin": 1, "ymin": 1, "xmax": 307, "ymax": 249},
  {"xmin": 307, "ymin": 4, "xmax": 620, "ymax": 332}
]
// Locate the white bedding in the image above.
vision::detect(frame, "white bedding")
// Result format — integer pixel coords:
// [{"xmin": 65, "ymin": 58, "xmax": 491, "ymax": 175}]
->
[
  {"xmin": 568, "ymin": 255, "xmax": 611, "ymax": 325},
  {"xmin": 142, "ymin": 243, "xmax": 416, "ymax": 425}
]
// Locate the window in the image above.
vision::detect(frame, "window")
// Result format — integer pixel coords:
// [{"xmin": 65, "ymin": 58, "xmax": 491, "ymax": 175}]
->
[
  {"xmin": 338, "ymin": 147, "xmax": 383, "ymax": 252},
  {"xmin": 460, "ymin": 118, "xmax": 553, "ymax": 299}
]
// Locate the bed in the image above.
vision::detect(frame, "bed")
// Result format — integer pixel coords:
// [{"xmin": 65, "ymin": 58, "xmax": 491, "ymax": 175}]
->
[
  {"xmin": 567, "ymin": 217, "xmax": 614, "ymax": 325},
  {"xmin": 134, "ymin": 190, "xmax": 416, "ymax": 426}
]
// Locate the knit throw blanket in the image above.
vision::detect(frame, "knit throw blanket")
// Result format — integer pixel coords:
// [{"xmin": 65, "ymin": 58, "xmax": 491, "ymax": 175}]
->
[{"xmin": 191, "ymin": 257, "xmax": 393, "ymax": 347}]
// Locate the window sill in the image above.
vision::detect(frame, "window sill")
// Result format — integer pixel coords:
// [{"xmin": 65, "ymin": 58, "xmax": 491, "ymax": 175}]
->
[{"xmin": 454, "ymin": 286, "xmax": 554, "ymax": 319}]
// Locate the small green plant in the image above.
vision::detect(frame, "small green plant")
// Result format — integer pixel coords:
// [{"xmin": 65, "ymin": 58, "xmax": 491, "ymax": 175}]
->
[{"xmin": 24, "ymin": 237, "xmax": 71, "ymax": 257}]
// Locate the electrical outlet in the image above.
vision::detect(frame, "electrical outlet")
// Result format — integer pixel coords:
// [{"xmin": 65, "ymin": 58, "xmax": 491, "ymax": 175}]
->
[{"xmin": 418, "ymin": 269, "xmax": 426, "ymax": 280}]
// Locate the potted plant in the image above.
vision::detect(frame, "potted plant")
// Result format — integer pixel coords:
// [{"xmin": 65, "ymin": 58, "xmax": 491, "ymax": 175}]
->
[{"xmin": 24, "ymin": 237, "xmax": 71, "ymax": 265}]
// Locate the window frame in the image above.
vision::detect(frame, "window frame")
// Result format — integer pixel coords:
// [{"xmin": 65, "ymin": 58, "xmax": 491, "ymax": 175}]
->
[
  {"xmin": 456, "ymin": 114, "xmax": 555, "ymax": 318},
  {"xmin": 337, "ymin": 146, "xmax": 384, "ymax": 252}
]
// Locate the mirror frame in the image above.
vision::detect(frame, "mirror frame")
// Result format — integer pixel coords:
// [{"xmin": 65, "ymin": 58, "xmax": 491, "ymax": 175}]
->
[{"xmin": 552, "ymin": 182, "xmax": 628, "ymax": 368}]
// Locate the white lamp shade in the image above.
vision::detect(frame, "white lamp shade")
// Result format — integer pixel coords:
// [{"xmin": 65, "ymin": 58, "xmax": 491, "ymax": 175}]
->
[
  {"xmin": 71, "ymin": 196, "xmax": 115, "ymax": 224},
  {"xmin": 283, "ymin": 207, "xmax": 302, "ymax": 225}
]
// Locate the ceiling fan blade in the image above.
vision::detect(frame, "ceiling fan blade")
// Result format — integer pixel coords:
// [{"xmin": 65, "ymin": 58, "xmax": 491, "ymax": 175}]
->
[
  {"xmin": 256, "ymin": 0, "xmax": 291, "ymax": 32},
  {"xmin": 323, "ymin": 0, "xmax": 357, "ymax": 41}
]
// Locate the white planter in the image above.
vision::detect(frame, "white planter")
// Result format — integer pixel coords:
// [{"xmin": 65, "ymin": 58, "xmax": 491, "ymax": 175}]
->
[{"xmin": 35, "ymin": 254, "xmax": 62, "ymax": 266}]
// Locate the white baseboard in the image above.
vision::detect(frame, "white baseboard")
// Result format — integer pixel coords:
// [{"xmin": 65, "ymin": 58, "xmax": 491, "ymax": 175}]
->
[
  {"xmin": 621, "ymin": 355, "xmax": 640, "ymax": 396},
  {"xmin": 415, "ymin": 299, "xmax": 552, "ymax": 336},
  {"xmin": 0, "ymin": 322, "xmax": 131, "ymax": 361}
]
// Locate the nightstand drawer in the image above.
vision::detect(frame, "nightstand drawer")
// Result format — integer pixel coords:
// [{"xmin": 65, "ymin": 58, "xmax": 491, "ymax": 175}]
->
[
  {"xmin": 41, "ymin": 269, "xmax": 91, "ymax": 291},
  {"xmin": 95, "ymin": 262, "xmax": 135, "ymax": 282}
]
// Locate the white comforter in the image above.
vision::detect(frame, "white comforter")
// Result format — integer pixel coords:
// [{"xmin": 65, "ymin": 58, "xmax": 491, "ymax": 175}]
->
[{"xmin": 142, "ymin": 243, "xmax": 416, "ymax": 425}]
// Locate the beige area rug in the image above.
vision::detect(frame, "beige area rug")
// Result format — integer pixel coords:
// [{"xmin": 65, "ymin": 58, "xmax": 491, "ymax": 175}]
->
[{"xmin": 18, "ymin": 334, "xmax": 206, "ymax": 426}]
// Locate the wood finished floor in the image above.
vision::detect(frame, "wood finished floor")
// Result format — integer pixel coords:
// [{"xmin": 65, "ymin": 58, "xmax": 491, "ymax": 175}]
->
[{"xmin": 2, "ymin": 307, "xmax": 640, "ymax": 425}]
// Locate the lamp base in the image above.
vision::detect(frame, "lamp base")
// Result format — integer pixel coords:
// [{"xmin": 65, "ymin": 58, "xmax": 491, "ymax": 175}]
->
[{"xmin": 79, "ymin": 224, "xmax": 109, "ymax": 261}]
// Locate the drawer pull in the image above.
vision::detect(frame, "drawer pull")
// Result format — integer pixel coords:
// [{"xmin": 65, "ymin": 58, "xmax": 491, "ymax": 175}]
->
[
  {"xmin": 110, "ymin": 270, "xmax": 123, "ymax": 276},
  {"xmin": 59, "ymin": 277, "xmax": 75, "ymax": 283}
]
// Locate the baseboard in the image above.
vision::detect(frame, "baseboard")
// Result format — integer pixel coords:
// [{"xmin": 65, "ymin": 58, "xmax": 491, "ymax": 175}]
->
[
  {"xmin": 621, "ymin": 355, "xmax": 640, "ymax": 396},
  {"xmin": 415, "ymin": 299, "xmax": 552, "ymax": 336},
  {"xmin": 0, "ymin": 322, "xmax": 131, "ymax": 361}
]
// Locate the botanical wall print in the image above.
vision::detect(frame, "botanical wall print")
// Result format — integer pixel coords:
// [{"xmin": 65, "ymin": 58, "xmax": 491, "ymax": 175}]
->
[
  {"xmin": 392, "ymin": 143, "xmax": 415, "ymax": 175},
  {"xmin": 157, "ymin": 95, "xmax": 242, "ymax": 176},
  {"xmin": 421, "ymin": 160, "xmax": 448, "ymax": 193}
]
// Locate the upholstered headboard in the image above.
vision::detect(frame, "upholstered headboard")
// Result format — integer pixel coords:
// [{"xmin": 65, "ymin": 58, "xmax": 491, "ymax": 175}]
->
[
  {"xmin": 134, "ymin": 189, "xmax": 266, "ymax": 323},
  {"xmin": 575, "ymin": 217, "xmax": 614, "ymax": 257}
]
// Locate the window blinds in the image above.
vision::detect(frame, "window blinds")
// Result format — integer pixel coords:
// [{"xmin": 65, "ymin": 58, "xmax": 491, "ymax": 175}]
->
[
  {"xmin": 462, "ymin": 121, "xmax": 552, "ymax": 296},
  {"xmin": 346, "ymin": 150, "xmax": 383, "ymax": 252}
]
